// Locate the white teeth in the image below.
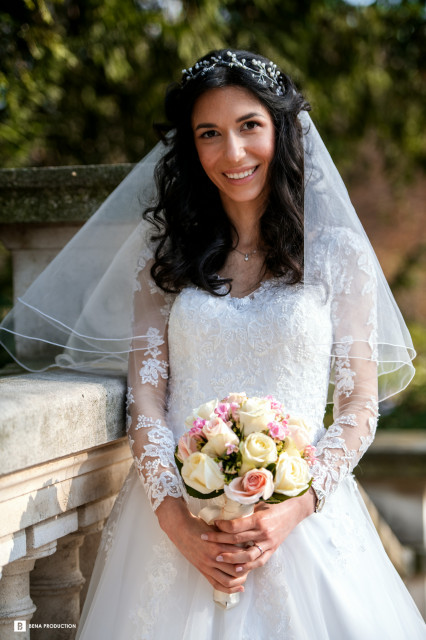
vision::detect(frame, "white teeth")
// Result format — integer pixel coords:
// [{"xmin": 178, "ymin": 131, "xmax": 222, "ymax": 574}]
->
[{"xmin": 225, "ymin": 167, "xmax": 256, "ymax": 179}]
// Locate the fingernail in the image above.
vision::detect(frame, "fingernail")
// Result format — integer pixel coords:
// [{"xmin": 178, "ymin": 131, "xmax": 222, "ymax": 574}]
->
[
  {"xmin": 216, "ymin": 555, "xmax": 223, "ymax": 562},
  {"xmin": 201, "ymin": 534, "xmax": 208, "ymax": 540},
  {"xmin": 239, "ymin": 586, "xmax": 244, "ymax": 592},
  {"xmin": 236, "ymin": 567, "xmax": 243, "ymax": 573}
]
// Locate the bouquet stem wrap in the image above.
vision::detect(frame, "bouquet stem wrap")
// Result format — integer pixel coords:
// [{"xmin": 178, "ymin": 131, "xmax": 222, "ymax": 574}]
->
[{"xmin": 198, "ymin": 495, "xmax": 254, "ymax": 610}]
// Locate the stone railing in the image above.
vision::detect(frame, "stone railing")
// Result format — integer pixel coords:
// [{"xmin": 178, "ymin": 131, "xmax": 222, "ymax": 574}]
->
[
  {"xmin": 0, "ymin": 166, "xmax": 425, "ymax": 639},
  {"xmin": 0, "ymin": 370, "xmax": 130, "ymax": 639},
  {"xmin": 0, "ymin": 164, "xmax": 134, "ymax": 639}
]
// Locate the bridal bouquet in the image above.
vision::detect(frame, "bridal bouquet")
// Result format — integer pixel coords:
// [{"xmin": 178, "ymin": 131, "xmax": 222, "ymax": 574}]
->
[
  {"xmin": 174, "ymin": 393, "xmax": 316, "ymax": 609},
  {"xmin": 175, "ymin": 392, "xmax": 316, "ymax": 505}
]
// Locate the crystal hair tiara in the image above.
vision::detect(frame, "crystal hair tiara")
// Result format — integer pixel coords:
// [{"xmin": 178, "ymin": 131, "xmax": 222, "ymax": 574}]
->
[{"xmin": 181, "ymin": 51, "xmax": 285, "ymax": 96}]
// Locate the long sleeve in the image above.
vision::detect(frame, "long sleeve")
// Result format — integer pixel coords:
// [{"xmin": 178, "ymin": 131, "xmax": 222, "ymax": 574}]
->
[
  {"xmin": 126, "ymin": 251, "xmax": 183, "ymax": 511},
  {"xmin": 311, "ymin": 230, "xmax": 379, "ymax": 500}
]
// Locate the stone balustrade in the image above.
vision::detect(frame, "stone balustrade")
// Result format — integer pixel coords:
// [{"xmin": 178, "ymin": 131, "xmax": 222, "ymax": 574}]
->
[
  {"xmin": 0, "ymin": 165, "xmax": 425, "ymax": 638},
  {"xmin": 0, "ymin": 370, "xmax": 131, "ymax": 639}
]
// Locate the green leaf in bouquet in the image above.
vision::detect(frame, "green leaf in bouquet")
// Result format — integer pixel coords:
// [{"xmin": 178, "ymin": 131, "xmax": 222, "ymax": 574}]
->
[
  {"xmin": 184, "ymin": 485, "xmax": 225, "ymax": 500},
  {"xmin": 264, "ymin": 479, "xmax": 312, "ymax": 504}
]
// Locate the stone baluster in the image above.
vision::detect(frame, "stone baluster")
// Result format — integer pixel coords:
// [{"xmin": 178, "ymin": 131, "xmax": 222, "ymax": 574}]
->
[
  {"xmin": 0, "ymin": 542, "xmax": 56, "ymax": 640},
  {"xmin": 30, "ymin": 533, "xmax": 85, "ymax": 640}
]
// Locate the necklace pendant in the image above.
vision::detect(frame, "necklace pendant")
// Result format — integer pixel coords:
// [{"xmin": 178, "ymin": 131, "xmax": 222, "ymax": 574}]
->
[{"xmin": 244, "ymin": 254, "xmax": 249, "ymax": 261}]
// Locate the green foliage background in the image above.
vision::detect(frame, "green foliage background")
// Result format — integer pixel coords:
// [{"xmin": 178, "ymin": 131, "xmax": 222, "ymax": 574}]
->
[{"xmin": 0, "ymin": 0, "xmax": 425, "ymax": 427}]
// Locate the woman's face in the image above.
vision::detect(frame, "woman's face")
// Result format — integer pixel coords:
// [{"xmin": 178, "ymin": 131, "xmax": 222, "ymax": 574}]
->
[{"xmin": 191, "ymin": 86, "xmax": 275, "ymax": 214}]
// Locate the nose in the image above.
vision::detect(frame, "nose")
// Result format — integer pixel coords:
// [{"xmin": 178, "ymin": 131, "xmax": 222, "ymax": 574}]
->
[{"xmin": 224, "ymin": 132, "xmax": 245, "ymax": 163}]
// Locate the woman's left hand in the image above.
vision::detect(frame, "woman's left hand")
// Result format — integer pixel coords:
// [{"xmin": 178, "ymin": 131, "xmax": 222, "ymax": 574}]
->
[{"xmin": 201, "ymin": 488, "xmax": 316, "ymax": 575}]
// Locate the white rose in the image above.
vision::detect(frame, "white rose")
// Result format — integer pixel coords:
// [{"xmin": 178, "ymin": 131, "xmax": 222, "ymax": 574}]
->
[
  {"xmin": 181, "ymin": 452, "xmax": 225, "ymax": 494},
  {"xmin": 184, "ymin": 398, "xmax": 219, "ymax": 427},
  {"xmin": 202, "ymin": 417, "xmax": 239, "ymax": 457},
  {"xmin": 274, "ymin": 452, "xmax": 311, "ymax": 497},
  {"xmin": 240, "ymin": 432, "xmax": 277, "ymax": 475},
  {"xmin": 239, "ymin": 397, "xmax": 276, "ymax": 435}
]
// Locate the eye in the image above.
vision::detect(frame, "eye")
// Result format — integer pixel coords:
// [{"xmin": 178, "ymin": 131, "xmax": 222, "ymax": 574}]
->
[
  {"xmin": 200, "ymin": 129, "xmax": 219, "ymax": 139},
  {"xmin": 241, "ymin": 121, "xmax": 260, "ymax": 131}
]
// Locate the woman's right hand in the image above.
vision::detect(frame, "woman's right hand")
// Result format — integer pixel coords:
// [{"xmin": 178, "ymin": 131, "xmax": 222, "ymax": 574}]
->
[{"xmin": 156, "ymin": 496, "xmax": 248, "ymax": 594}]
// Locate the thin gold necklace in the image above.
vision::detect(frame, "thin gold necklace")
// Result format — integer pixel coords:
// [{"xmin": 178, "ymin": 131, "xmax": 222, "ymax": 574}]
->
[{"xmin": 233, "ymin": 247, "xmax": 258, "ymax": 262}]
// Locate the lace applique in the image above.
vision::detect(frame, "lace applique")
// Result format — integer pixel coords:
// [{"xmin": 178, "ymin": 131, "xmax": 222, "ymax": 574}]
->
[
  {"xmin": 138, "ymin": 327, "xmax": 169, "ymax": 387},
  {"xmin": 128, "ymin": 414, "xmax": 183, "ymax": 510},
  {"xmin": 327, "ymin": 476, "xmax": 368, "ymax": 569},
  {"xmin": 312, "ymin": 398, "xmax": 378, "ymax": 498},
  {"xmin": 334, "ymin": 337, "xmax": 355, "ymax": 397},
  {"xmin": 359, "ymin": 397, "xmax": 379, "ymax": 456},
  {"xmin": 129, "ymin": 536, "xmax": 179, "ymax": 639}
]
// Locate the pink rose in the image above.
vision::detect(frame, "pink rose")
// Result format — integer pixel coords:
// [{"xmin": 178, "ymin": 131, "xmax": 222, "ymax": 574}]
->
[
  {"xmin": 177, "ymin": 432, "xmax": 199, "ymax": 461},
  {"xmin": 202, "ymin": 416, "xmax": 239, "ymax": 457},
  {"xmin": 222, "ymin": 392, "xmax": 247, "ymax": 405},
  {"xmin": 224, "ymin": 468, "xmax": 274, "ymax": 504}
]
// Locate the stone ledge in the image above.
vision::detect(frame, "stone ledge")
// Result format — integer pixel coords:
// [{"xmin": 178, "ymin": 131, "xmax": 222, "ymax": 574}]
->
[
  {"xmin": 0, "ymin": 370, "xmax": 126, "ymax": 475},
  {"xmin": 356, "ymin": 431, "xmax": 426, "ymax": 482},
  {"xmin": 0, "ymin": 164, "xmax": 134, "ymax": 224},
  {"xmin": 0, "ymin": 439, "xmax": 132, "ymax": 569}
]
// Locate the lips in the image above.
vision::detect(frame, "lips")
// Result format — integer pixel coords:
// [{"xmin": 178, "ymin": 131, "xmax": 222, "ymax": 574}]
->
[{"xmin": 224, "ymin": 166, "xmax": 258, "ymax": 180}]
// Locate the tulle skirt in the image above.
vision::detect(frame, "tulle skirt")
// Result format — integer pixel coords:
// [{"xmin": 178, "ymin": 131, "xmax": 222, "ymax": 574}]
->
[{"xmin": 77, "ymin": 468, "xmax": 425, "ymax": 640}]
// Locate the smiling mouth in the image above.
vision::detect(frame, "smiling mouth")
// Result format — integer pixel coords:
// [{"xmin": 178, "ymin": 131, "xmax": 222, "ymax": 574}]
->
[{"xmin": 224, "ymin": 166, "xmax": 258, "ymax": 180}]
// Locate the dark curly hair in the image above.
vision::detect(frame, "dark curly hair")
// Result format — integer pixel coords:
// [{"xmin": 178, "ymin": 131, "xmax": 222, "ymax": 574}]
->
[{"xmin": 144, "ymin": 49, "xmax": 310, "ymax": 295}]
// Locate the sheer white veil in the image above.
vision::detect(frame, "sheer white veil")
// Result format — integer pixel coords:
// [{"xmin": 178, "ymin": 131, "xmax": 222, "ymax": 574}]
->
[{"xmin": 0, "ymin": 112, "xmax": 415, "ymax": 402}]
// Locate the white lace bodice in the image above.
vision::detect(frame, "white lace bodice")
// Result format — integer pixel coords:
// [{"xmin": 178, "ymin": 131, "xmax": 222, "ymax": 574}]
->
[
  {"xmin": 127, "ymin": 230, "xmax": 379, "ymax": 510},
  {"xmin": 167, "ymin": 281, "xmax": 332, "ymax": 441}
]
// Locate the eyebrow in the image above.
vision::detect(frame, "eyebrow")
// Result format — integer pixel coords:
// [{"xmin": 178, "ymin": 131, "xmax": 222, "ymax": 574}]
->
[{"xmin": 194, "ymin": 112, "xmax": 265, "ymax": 131}]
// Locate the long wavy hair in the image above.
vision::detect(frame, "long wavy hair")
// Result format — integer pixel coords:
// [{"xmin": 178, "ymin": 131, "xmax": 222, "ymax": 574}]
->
[{"xmin": 144, "ymin": 49, "xmax": 310, "ymax": 295}]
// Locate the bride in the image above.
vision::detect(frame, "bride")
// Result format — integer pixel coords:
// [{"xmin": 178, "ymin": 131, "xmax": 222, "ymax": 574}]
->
[{"xmin": 2, "ymin": 49, "xmax": 425, "ymax": 638}]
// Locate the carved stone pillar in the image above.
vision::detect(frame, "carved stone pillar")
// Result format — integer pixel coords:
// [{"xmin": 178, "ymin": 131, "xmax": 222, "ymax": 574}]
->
[
  {"xmin": 31, "ymin": 533, "xmax": 85, "ymax": 640},
  {"xmin": 0, "ymin": 542, "xmax": 56, "ymax": 640}
]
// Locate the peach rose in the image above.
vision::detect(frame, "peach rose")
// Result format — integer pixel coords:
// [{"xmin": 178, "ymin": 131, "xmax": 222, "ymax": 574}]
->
[
  {"xmin": 177, "ymin": 432, "xmax": 199, "ymax": 461},
  {"xmin": 224, "ymin": 468, "xmax": 274, "ymax": 504}
]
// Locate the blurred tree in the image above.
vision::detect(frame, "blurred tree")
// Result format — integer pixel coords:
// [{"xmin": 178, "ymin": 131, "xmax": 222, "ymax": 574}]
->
[{"xmin": 0, "ymin": 0, "xmax": 425, "ymax": 173}]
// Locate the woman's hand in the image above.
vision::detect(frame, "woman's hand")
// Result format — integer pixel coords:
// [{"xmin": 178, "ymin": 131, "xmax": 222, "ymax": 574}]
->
[
  {"xmin": 156, "ymin": 496, "xmax": 249, "ymax": 594},
  {"xmin": 200, "ymin": 489, "xmax": 316, "ymax": 576}
]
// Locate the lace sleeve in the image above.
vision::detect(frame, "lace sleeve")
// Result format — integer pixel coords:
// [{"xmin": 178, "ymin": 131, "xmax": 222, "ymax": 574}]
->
[
  {"xmin": 311, "ymin": 230, "xmax": 379, "ymax": 500},
  {"xmin": 126, "ymin": 252, "xmax": 183, "ymax": 511}
]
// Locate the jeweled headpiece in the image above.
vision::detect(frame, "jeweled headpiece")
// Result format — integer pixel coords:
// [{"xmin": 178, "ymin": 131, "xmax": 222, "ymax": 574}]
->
[{"xmin": 181, "ymin": 51, "xmax": 285, "ymax": 96}]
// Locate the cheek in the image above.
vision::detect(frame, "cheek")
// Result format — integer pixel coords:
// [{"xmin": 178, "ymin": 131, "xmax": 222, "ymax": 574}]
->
[{"xmin": 195, "ymin": 145, "xmax": 214, "ymax": 176}]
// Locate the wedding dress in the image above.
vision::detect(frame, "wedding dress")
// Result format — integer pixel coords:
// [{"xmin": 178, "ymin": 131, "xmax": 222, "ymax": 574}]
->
[{"xmin": 76, "ymin": 227, "xmax": 426, "ymax": 640}]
